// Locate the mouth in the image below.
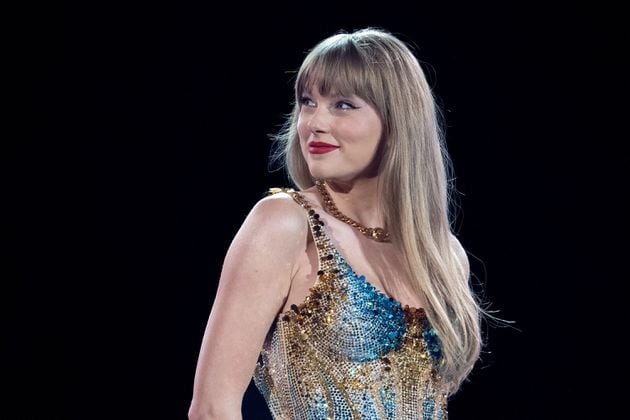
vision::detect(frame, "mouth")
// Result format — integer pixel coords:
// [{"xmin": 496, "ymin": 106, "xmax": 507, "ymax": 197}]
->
[
  {"xmin": 308, "ymin": 145, "xmax": 339, "ymax": 155},
  {"xmin": 308, "ymin": 141, "xmax": 339, "ymax": 155}
]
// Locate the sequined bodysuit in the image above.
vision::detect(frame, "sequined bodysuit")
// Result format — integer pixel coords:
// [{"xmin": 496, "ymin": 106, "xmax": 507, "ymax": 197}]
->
[{"xmin": 253, "ymin": 188, "xmax": 448, "ymax": 419}]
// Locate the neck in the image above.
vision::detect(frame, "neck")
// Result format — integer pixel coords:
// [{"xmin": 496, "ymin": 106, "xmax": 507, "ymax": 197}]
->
[{"xmin": 323, "ymin": 176, "xmax": 385, "ymax": 228}]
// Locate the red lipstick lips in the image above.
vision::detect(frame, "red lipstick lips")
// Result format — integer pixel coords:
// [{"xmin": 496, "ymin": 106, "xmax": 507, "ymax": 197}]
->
[{"xmin": 308, "ymin": 141, "xmax": 339, "ymax": 155}]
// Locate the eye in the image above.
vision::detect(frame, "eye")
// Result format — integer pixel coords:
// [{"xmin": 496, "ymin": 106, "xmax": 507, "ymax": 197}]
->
[
  {"xmin": 299, "ymin": 96, "xmax": 315, "ymax": 107},
  {"xmin": 336, "ymin": 100, "xmax": 358, "ymax": 110}
]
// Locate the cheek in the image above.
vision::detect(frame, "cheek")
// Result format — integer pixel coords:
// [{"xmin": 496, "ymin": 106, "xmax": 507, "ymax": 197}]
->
[
  {"xmin": 344, "ymin": 120, "xmax": 380, "ymax": 148},
  {"xmin": 296, "ymin": 115, "xmax": 309, "ymax": 142},
  {"xmin": 361, "ymin": 118, "xmax": 383, "ymax": 149},
  {"xmin": 297, "ymin": 123, "xmax": 309, "ymax": 156},
  {"xmin": 347, "ymin": 124, "xmax": 382, "ymax": 161}
]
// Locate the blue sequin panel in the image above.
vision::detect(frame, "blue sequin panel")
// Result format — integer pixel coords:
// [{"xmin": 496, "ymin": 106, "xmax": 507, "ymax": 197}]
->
[
  {"xmin": 423, "ymin": 327, "xmax": 443, "ymax": 362},
  {"xmin": 327, "ymin": 257, "xmax": 407, "ymax": 362}
]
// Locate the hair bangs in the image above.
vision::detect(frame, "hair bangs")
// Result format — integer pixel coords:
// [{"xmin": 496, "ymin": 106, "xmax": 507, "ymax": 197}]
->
[{"xmin": 296, "ymin": 38, "xmax": 378, "ymax": 103}]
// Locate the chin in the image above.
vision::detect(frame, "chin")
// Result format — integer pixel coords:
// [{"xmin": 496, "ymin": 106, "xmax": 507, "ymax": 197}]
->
[
  {"xmin": 306, "ymin": 163, "xmax": 330, "ymax": 180},
  {"xmin": 306, "ymin": 159, "xmax": 358, "ymax": 183},
  {"xmin": 308, "ymin": 166, "xmax": 337, "ymax": 180},
  {"xmin": 309, "ymin": 170, "xmax": 354, "ymax": 184}
]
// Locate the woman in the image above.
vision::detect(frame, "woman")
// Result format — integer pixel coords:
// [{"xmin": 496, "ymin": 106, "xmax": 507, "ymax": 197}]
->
[{"xmin": 189, "ymin": 28, "xmax": 484, "ymax": 419}]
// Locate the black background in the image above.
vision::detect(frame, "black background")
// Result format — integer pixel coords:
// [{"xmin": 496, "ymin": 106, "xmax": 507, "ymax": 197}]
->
[{"xmin": 17, "ymin": 1, "xmax": 625, "ymax": 419}]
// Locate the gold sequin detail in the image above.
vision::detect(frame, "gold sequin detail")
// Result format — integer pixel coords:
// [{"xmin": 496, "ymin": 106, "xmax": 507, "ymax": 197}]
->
[{"xmin": 253, "ymin": 188, "xmax": 448, "ymax": 419}]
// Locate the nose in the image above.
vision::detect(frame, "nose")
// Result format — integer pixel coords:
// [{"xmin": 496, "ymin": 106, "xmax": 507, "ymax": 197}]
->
[{"xmin": 306, "ymin": 106, "xmax": 330, "ymax": 134}]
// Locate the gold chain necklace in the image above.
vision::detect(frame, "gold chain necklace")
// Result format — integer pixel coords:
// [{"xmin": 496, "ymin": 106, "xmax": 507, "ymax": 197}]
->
[{"xmin": 315, "ymin": 179, "xmax": 390, "ymax": 243}]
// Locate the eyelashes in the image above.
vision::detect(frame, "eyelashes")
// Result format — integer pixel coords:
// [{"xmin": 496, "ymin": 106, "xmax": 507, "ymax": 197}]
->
[
  {"xmin": 337, "ymin": 101, "xmax": 358, "ymax": 110},
  {"xmin": 299, "ymin": 96, "xmax": 316, "ymax": 107},
  {"xmin": 299, "ymin": 95, "xmax": 359, "ymax": 110}
]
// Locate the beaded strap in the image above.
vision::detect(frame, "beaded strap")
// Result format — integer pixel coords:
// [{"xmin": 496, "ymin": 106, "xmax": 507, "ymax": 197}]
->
[{"xmin": 267, "ymin": 187, "xmax": 334, "ymax": 273}]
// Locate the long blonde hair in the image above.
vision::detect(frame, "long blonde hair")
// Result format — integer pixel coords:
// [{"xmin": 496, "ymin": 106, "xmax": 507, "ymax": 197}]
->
[{"xmin": 270, "ymin": 28, "xmax": 483, "ymax": 393}]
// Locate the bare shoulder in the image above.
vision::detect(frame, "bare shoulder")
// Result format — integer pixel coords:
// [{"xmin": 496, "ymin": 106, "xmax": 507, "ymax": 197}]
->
[
  {"xmin": 248, "ymin": 191, "xmax": 309, "ymax": 236},
  {"xmin": 220, "ymin": 191, "xmax": 311, "ymax": 295},
  {"xmin": 227, "ymin": 191, "xmax": 310, "ymax": 264}
]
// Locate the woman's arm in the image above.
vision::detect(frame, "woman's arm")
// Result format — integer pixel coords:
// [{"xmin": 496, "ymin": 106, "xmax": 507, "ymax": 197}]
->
[{"xmin": 188, "ymin": 194, "xmax": 308, "ymax": 420}]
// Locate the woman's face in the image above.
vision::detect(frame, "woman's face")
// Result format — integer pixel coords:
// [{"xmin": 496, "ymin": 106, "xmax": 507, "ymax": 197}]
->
[{"xmin": 297, "ymin": 89, "xmax": 383, "ymax": 183}]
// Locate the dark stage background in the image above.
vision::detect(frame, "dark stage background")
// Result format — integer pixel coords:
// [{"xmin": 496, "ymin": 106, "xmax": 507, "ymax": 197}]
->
[{"xmin": 18, "ymin": 2, "xmax": 624, "ymax": 419}]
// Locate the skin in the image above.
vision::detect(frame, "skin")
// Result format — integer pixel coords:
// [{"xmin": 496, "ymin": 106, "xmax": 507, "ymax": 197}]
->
[
  {"xmin": 188, "ymin": 89, "xmax": 425, "ymax": 419},
  {"xmin": 188, "ymin": 195, "xmax": 309, "ymax": 420},
  {"xmin": 297, "ymin": 89, "xmax": 384, "ymax": 185}
]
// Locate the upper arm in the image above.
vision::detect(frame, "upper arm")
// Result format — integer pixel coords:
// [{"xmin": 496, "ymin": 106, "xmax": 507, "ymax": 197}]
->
[{"xmin": 189, "ymin": 193, "xmax": 308, "ymax": 416}]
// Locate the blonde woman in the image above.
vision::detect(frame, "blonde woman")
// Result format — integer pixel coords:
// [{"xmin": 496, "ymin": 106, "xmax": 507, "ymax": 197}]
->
[{"xmin": 189, "ymin": 27, "xmax": 485, "ymax": 419}]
